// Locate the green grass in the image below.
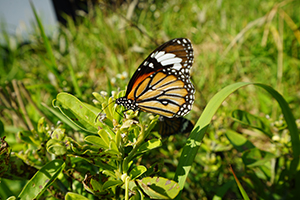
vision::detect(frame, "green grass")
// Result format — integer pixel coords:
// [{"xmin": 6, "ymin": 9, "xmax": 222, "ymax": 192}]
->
[{"xmin": 0, "ymin": 0, "xmax": 299, "ymax": 199}]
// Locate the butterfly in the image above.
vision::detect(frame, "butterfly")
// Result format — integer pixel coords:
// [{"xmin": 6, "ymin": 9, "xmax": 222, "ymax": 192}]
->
[
  {"xmin": 115, "ymin": 38, "xmax": 195, "ymax": 119},
  {"xmin": 155, "ymin": 116, "xmax": 194, "ymax": 137}
]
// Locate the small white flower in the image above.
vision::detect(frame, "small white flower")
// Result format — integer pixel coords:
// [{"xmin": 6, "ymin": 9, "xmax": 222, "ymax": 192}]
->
[
  {"xmin": 117, "ymin": 71, "xmax": 128, "ymax": 80},
  {"xmin": 272, "ymin": 135, "xmax": 280, "ymax": 142},
  {"xmin": 122, "ymin": 71, "xmax": 128, "ymax": 78},
  {"xmin": 111, "ymin": 77, "xmax": 116, "ymax": 84},
  {"xmin": 111, "ymin": 91, "xmax": 117, "ymax": 97},
  {"xmin": 100, "ymin": 91, "xmax": 108, "ymax": 96}
]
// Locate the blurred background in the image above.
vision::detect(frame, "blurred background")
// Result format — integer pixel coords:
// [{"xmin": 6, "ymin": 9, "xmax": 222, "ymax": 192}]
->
[{"xmin": 0, "ymin": 0, "xmax": 300, "ymax": 199}]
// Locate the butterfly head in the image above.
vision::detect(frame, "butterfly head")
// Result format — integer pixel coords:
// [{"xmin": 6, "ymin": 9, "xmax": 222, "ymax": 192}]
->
[{"xmin": 116, "ymin": 97, "xmax": 138, "ymax": 111}]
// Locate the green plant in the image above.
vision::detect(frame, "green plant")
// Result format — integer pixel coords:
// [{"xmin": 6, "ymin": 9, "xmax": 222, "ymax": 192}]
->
[{"xmin": 1, "ymin": 0, "xmax": 300, "ymax": 199}]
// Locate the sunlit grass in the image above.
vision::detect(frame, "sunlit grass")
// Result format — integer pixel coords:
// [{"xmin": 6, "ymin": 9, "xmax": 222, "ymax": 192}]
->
[{"xmin": 0, "ymin": 0, "xmax": 299, "ymax": 199}]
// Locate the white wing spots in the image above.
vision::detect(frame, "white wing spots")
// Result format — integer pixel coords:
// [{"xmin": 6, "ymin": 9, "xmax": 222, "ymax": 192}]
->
[
  {"xmin": 122, "ymin": 38, "xmax": 195, "ymax": 118},
  {"xmin": 154, "ymin": 51, "xmax": 166, "ymax": 59},
  {"xmin": 161, "ymin": 57, "xmax": 182, "ymax": 66},
  {"xmin": 171, "ymin": 63, "xmax": 182, "ymax": 70},
  {"xmin": 156, "ymin": 53, "xmax": 176, "ymax": 62},
  {"xmin": 151, "ymin": 51, "xmax": 159, "ymax": 58}
]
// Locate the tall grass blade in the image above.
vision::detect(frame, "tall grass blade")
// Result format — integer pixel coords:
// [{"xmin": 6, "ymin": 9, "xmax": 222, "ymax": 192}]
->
[
  {"xmin": 174, "ymin": 82, "xmax": 299, "ymax": 198},
  {"xmin": 230, "ymin": 165, "xmax": 250, "ymax": 200},
  {"xmin": 67, "ymin": 63, "xmax": 82, "ymax": 98},
  {"xmin": 30, "ymin": 1, "xmax": 61, "ymax": 82}
]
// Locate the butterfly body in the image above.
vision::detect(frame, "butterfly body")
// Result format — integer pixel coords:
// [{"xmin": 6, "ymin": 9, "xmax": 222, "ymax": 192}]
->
[{"xmin": 116, "ymin": 38, "xmax": 195, "ymax": 118}]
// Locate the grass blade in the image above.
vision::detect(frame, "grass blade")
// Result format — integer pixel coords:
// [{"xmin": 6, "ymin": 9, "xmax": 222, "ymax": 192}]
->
[
  {"xmin": 174, "ymin": 82, "xmax": 299, "ymax": 198},
  {"xmin": 230, "ymin": 165, "xmax": 250, "ymax": 200},
  {"xmin": 30, "ymin": 1, "xmax": 60, "ymax": 82},
  {"xmin": 67, "ymin": 63, "xmax": 82, "ymax": 98},
  {"xmin": 174, "ymin": 82, "xmax": 251, "ymax": 193},
  {"xmin": 254, "ymin": 83, "xmax": 300, "ymax": 173}
]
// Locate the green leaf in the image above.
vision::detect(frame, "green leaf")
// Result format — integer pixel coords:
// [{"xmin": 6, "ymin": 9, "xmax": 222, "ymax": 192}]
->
[
  {"xmin": 102, "ymin": 179, "xmax": 123, "ymax": 190},
  {"xmin": 109, "ymin": 140, "xmax": 120, "ymax": 155},
  {"xmin": 99, "ymin": 124, "xmax": 116, "ymax": 141},
  {"xmin": 137, "ymin": 177, "xmax": 180, "ymax": 199},
  {"xmin": 174, "ymin": 82, "xmax": 300, "ymax": 198},
  {"xmin": 102, "ymin": 170, "xmax": 116, "ymax": 179},
  {"xmin": 129, "ymin": 165, "xmax": 147, "ymax": 180},
  {"xmin": 212, "ymin": 180, "xmax": 235, "ymax": 200},
  {"xmin": 53, "ymin": 92, "xmax": 99, "ymax": 133},
  {"xmin": 90, "ymin": 178, "xmax": 104, "ymax": 192},
  {"xmin": 225, "ymin": 130, "xmax": 255, "ymax": 152},
  {"xmin": 136, "ymin": 139, "xmax": 162, "ymax": 154},
  {"xmin": 98, "ymin": 129, "xmax": 111, "ymax": 146},
  {"xmin": 231, "ymin": 109, "xmax": 272, "ymax": 137},
  {"xmin": 85, "ymin": 135, "xmax": 109, "ymax": 149},
  {"xmin": 83, "ymin": 102, "xmax": 102, "ymax": 116},
  {"xmin": 51, "ymin": 127, "xmax": 66, "ymax": 141},
  {"xmin": 46, "ymin": 139, "xmax": 67, "ymax": 155},
  {"xmin": 65, "ymin": 192, "xmax": 89, "ymax": 200},
  {"xmin": 242, "ymin": 148, "xmax": 277, "ymax": 167},
  {"xmin": 41, "ymin": 102, "xmax": 80, "ymax": 131},
  {"xmin": 129, "ymin": 187, "xmax": 144, "ymax": 200},
  {"xmin": 17, "ymin": 130, "xmax": 40, "ymax": 146},
  {"xmin": 18, "ymin": 159, "xmax": 65, "ymax": 199},
  {"xmin": 92, "ymin": 92, "xmax": 107, "ymax": 105}
]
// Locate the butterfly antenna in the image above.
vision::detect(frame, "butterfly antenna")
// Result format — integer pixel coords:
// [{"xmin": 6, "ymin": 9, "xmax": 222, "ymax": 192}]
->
[
  {"xmin": 95, "ymin": 100, "xmax": 116, "ymax": 123},
  {"xmin": 116, "ymin": 109, "xmax": 126, "ymax": 118}
]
